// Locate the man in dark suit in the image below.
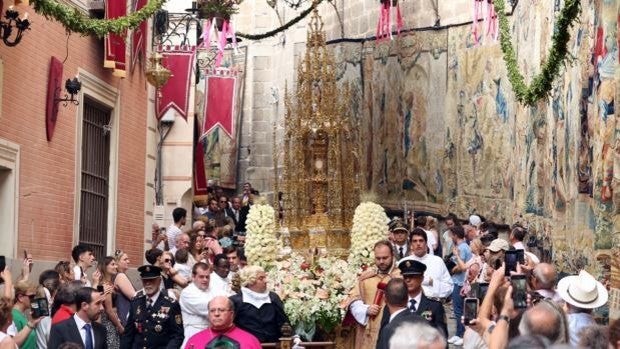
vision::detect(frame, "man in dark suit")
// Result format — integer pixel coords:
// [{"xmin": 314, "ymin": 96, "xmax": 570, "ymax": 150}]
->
[
  {"xmin": 48, "ymin": 287, "xmax": 106, "ymax": 349},
  {"xmin": 120, "ymin": 265, "xmax": 184, "ymax": 348},
  {"xmin": 380, "ymin": 259, "xmax": 449, "ymax": 339},
  {"xmin": 389, "ymin": 218, "xmax": 410, "ymax": 260},
  {"xmin": 376, "ymin": 278, "xmax": 425, "ymax": 349}
]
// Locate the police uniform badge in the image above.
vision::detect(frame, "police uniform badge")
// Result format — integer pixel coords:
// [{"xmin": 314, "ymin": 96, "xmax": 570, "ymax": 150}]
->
[{"xmin": 154, "ymin": 324, "xmax": 163, "ymax": 333}]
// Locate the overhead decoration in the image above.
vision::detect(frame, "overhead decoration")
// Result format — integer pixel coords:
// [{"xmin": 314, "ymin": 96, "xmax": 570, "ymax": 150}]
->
[
  {"xmin": 30, "ymin": 0, "xmax": 165, "ymax": 37},
  {"xmin": 155, "ymin": 46, "xmax": 195, "ymax": 120},
  {"xmin": 103, "ymin": 0, "xmax": 126, "ymax": 78},
  {"xmin": 236, "ymin": 0, "xmax": 324, "ymax": 40},
  {"xmin": 376, "ymin": 0, "xmax": 403, "ymax": 40},
  {"xmin": 494, "ymin": 0, "xmax": 581, "ymax": 106},
  {"xmin": 471, "ymin": 0, "xmax": 498, "ymax": 45}
]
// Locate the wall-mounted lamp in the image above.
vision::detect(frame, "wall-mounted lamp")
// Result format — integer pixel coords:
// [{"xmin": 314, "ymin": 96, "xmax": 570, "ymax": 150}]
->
[
  {"xmin": 55, "ymin": 77, "xmax": 82, "ymax": 106},
  {"xmin": 1, "ymin": 6, "xmax": 30, "ymax": 47}
]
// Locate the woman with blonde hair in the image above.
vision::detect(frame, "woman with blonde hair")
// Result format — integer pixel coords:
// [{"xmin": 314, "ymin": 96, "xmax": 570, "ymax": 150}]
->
[
  {"xmin": 112, "ymin": 250, "xmax": 136, "ymax": 329},
  {"xmin": 98, "ymin": 256, "xmax": 122, "ymax": 348},
  {"xmin": 425, "ymin": 216, "xmax": 442, "ymax": 257},
  {"xmin": 230, "ymin": 266, "xmax": 289, "ymax": 343}
]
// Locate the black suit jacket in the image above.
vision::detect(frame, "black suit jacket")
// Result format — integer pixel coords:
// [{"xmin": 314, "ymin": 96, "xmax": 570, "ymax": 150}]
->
[
  {"xmin": 48, "ymin": 317, "xmax": 106, "ymax": 349},
  {"xmin": 379, "ymin": 295, "xmax": 448, "ymax": 338},
  {"xmin": 376, "ymin": 309, "xmax": 426, "ymax": 349},
  {"xmin": 120, "ymin": 291, "xmax": 184, "ymax": 349},
  {"xmin": 416, "ymin": 294, "xmax": 448, "ymax": 338},
  {"xmin": 237, "ymin": 205, "xmax": 250, "ymax": 232}
]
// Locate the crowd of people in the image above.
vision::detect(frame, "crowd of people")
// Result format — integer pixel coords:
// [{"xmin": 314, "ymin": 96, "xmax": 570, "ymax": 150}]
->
[
  {"xmin": 344, "ymin": 214, "xmax": 615, "ymax": 349},
  {"xmin": 0, "ymin": 182, "xmax": 615, "ymax": 349}
]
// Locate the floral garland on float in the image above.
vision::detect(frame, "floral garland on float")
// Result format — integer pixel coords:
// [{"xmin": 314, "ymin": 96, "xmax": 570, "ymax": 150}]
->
[
  {"xmin": 347, "ymin": 201, "xmax": 390, "ymax": 272},
  {"xmin": 268, "ymin": 251, "xmax": 357, "ymax": 340},
  {"xmin": 244, "ymin": 203, "xmax": 279, "ymax": 270}
]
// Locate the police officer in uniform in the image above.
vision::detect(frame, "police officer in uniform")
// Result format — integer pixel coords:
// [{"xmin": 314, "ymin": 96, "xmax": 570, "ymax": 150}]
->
[
  {"xmin": 120, "ymin": 265, "xmax": 184, "ymax": 348},
  {"xmin": 380, "ymin": 259, "xmax": 448, "ymax": 338}
]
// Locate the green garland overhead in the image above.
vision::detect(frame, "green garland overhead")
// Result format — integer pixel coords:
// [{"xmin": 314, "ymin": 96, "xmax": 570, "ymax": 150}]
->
[
  {"xmin": 237, "ymin": 0, "xmax": 324, "ymax": 40},
  {"xmin": 30, "ymin": 0, "xmax": 166, "ymax": 37},
  {"xmin": 494, "ymin": 0, "xmax": 580, "ymax": 106}
]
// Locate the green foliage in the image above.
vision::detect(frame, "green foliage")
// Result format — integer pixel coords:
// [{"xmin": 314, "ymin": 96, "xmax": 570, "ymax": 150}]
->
[
  {"xmin": 494, "ymin": 0, "xmax": 580, "ymax": 106},
  {"xmin": 31, "ymin": 0, "xmax": 166, "ymax": 37},
  {"xmin": 198, "ymin": 0, "xmax": 241, "ymax": 20}
]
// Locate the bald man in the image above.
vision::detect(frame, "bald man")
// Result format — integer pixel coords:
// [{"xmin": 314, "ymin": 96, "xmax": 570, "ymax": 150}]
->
[
  {"xmin": 518, "ymin": 301, "xmax": 567, "ymax": 344},
  {"xmin": 531, "ymin": 263, "xmax": 562, "ymax": 303}
]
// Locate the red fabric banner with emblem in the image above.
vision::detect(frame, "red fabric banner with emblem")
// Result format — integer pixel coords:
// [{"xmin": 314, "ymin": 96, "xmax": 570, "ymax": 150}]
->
[
  {"xmin": 104, "ymin": 0, "xmax": 127, "ymax": 78},
  {"xmin": 156, "ymin": 46, "xmax": 195, "ymax": 120},
  {"xmin": 202, "ymin": 70, "xmax": 237, "ymax": 138},
  {"xmin": 131, "ymin": 0, "xmax": 148, "ymax": 72}
]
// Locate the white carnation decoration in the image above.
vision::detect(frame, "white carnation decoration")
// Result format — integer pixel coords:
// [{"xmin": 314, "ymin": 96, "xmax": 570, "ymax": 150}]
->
[
  {"xmin": 347, "ymin": 201, "xmax": 389, "ymax": 272},
  {"xmin": 244, "ymin": 204, "xmax": 279, "ymax": 270}
]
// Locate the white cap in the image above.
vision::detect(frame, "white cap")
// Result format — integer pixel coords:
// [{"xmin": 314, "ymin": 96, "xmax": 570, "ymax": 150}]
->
[{"xmin": 469, "ymin": 215, "xmax": 481, "ymax": 227}]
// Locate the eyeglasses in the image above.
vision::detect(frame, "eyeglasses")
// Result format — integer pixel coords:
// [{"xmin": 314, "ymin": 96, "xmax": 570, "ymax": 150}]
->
[
  {"xmin": 208, "ymin": 308, "xmax": 232, "ymax": 313},
  {"xmin": 164, "ymin": 259, "xmax": 172, "ymax": 263},
  {"xmin": 220, "ymin": 200, "xmax": 227, "ymax": 203}
]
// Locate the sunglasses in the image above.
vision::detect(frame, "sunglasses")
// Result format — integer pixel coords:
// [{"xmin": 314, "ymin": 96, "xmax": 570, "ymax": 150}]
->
[
  {"xmin": 164, "ymin": 259, "xmax": 172, "ymax": 263},
  {"xmin": 114, "ymin": 249, "xmax": 124, "ymax": 258}
]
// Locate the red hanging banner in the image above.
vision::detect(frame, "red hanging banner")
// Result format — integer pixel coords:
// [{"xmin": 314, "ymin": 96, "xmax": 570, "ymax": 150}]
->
[
  {"xmin": 131, "ymin": 0, "xmax": 148, "ymax": 73},
  {"xmin": 104, "ymin": 0, "xmax": 127, "ymax": 78},
  {"xmin": 156, "ymin": 46, "xmax": 195, "ymax": 120},
  {"xmin": 202, "ymin": 69, "xmax": 237, "ymax": 138}
]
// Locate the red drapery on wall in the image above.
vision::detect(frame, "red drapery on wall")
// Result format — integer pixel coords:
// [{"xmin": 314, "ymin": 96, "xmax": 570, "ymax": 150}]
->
[
  {"xmin": 131, "ymin": 0, "xmax": 148, "ymax": 73},
  {"xmin": 104, "ymin": 0, "xmax": 127, "ymax": 78}
]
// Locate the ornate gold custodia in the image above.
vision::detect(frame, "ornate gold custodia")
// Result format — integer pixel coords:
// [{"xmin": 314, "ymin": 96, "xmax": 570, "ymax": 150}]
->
[{"xmin": 274, "ymin": 9, "xmax": 359, "ymax": 256}]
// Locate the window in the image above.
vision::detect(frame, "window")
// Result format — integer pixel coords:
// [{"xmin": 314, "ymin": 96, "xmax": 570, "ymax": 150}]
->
[
  {"xmin": 73, "ymin": 70, "xmax": 119, "ymax": 258},
  {"xmin": 0, "ymin": 139, "xmax": 19, "ymax": 258}
]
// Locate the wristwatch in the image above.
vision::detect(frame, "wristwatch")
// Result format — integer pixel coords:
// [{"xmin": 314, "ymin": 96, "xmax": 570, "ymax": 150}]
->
[{"xmin": 498, "ymin": 314, "xmax": 510, "ymax": 323}]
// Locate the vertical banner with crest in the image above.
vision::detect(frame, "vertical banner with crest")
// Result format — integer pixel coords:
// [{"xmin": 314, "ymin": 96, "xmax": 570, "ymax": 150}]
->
[{"xmin": 194, "ymin": 47, "xmax": 247, "ymax": 192}]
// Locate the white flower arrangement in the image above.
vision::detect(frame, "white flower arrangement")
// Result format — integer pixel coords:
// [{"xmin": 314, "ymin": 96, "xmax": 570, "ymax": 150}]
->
[
  {"xmin": 245, "ymin": 204, "xmax": 279, "ymax": 270},
  {"xmin": 347, "ymin": 201, "xmax": 390, "ymax": 272},
  {"xmin": 268, "ymin": 252, "xmax": 357, "ymax": 339}
]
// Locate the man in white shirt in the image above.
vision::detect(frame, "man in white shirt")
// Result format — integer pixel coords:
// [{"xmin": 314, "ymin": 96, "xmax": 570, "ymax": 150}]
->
[
  {"xmin": 48, "ymin": 287, "xmax": 106, "ymax": 349},
  {"xmin": 210, "ymin": 254, "xmax": 233, "ymax": 296},
  {"xmin": 170, "ymin": 233, "xmax": 190, "ymax": 255},
  {"xmin": 441, "ymin": 214, "xmax": 458, "ymax": 256},
  {"xmin": 179, "ymin": 262, "xmax": 216, "ymax": 347},
  {"xmin": 167, "ymin": 207, "xmax": 187, "ymax": 250},
  {"xmin": 403, "ymin": 228, "xmax": 453, "ymax": 299},
  {"xmin": 71, "ymin": 244, "xmax": 96, "ymax": 287}
]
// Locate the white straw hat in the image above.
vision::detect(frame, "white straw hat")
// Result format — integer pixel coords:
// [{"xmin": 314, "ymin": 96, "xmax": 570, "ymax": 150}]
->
[{"xmin": 557, "ymin": 270, "xmax": 608, "ymax": 309}]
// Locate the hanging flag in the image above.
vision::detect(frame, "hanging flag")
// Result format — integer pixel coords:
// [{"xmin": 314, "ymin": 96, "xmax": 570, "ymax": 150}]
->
[
  {"xmin": 104, "ymin": 0, "xmax": 127, "ymax": 78},
  {"xmin": 202, "ymin": 69, "xmax": 237, "ymax": 138},
  {"xmin": 131, "ymin": 0, "xmax": 148, "ymax": 73},
  {"xmin": 193, "ymin": 116, "xmax": 209, "ymax": 197},
  {"xmin": 156, "ymin": 46, "xmax": 195, "ymax": 120}
]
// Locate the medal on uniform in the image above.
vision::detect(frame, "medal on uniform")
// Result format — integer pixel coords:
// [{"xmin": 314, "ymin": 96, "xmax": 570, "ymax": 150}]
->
[
  {"xmin": 136, "ymin": 306, "xmax": 141, "ymax": 315},
  {"xmin": 154, "ymin": 324, "xmax": 162, "ymax": 333}
]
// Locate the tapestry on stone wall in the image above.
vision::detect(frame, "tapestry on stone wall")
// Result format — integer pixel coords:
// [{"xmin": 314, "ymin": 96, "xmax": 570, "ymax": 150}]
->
[
  {"xmin": 195, "ymin": 47, "xmax": 247, "ymax": 190},
  {"xmin": 330, "ymin": 0, "xmax": 618, "ymax": 280},
  {"xmin": 332, "ymin": 32, "xmax": 449, "ymax": 213}
]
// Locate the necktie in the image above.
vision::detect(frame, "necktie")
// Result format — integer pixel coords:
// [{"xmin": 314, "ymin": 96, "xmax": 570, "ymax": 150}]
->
[
  {"xmin": 409, "ymin": 299, "xmax": 417, "ymax": 312},
  {"xmin": 83, "ymin": 323, "xmax": 93, "ymax": 349},
  {"xmin": 399, "ymin": 247, "xmax": 404, "ymax": 260}
]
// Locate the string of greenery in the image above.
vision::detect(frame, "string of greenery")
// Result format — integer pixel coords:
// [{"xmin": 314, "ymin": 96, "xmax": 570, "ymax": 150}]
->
[
  {"xmin": 494, "ymin": 0, "xmax": 581, "ymax": 106},
  {"xmin": 30, "ymin": 0, "xmax": 166, "ymax": 37},
  {"xmin": 236, "ymin": 0, "xmax": 324, "ymax": 40}
]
